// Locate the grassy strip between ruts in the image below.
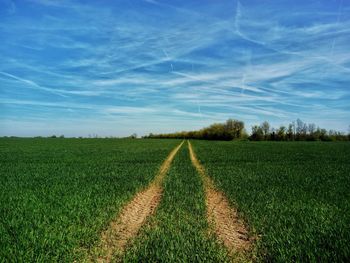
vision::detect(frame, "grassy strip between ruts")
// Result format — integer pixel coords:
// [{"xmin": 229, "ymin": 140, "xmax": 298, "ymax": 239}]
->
[{"xmin": 123, "ymin": 141, "xmax": 230, "ymax": 262}]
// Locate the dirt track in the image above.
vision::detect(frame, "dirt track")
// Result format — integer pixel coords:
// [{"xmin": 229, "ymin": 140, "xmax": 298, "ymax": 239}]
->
[
  {"xmin": 89, "ymin": 140, "xmax": 250, "ymax": 261},
  {"xmin": 91, "ymin": 141, "xmax": 184, "ymax": 262},
  {"xmin": 188, "ymin": 141, "xmax": 251, "ymax": 254}
]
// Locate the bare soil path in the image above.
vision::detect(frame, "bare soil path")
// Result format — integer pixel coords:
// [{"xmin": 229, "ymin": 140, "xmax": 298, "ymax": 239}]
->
[
  {"xmin": 188, "ymin": 141, "xmax": 251, "ymax": 256},
  {"xmin": 90, "ymin": 141, "xmax": 184, "ymax": 262}
]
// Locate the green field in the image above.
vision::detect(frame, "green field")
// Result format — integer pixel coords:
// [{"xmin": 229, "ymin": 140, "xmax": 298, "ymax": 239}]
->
[
  {"xmin": 1, "ymin": 138, "xmax": 349, "ymax": 262},
  {"xmin": 0, "ymin": 138, "xmax": 179, "ymax": 262},
  {"xmin": 192, "ymin": 141, "xmax": 350, "ymax": 262}
]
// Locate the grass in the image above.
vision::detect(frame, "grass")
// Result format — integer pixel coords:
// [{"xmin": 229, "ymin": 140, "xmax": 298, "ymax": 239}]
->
[
  {"xmin": 123, "ymin": 142, "xmax": 230, "ymax": 262},
  {"xmin": 191, "ymin": 140, "xmax": 350, "ymax": 262},
  {"xmin": 0, "ymin": 138, "xmax": 179, "ymax": 262},
  {"xmin": 1, "ymin": 138, "xmax": 349, "ymax": 261}
]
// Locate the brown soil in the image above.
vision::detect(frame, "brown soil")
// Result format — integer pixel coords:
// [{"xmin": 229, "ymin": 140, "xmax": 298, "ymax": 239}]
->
[
  {"xmin": 91, "ymin": 141, "xmax": 184, "ymax": 262},
  {"xmin": 188, "ymin": 141, "xmax": 251, "ymax": 254}
]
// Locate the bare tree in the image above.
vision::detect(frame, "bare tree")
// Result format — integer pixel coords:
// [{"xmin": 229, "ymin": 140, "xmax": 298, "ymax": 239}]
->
[
  {"xmin": 277, "ymin": 126, "xmax": 286, "ymax": 140},
  {"xmin": 287, "ymin": 123, "xmax": 294, "ymax": 140},
  {"xmin": 308, "ymin": 123, "xmax": 316, "ymax": 135},
  {"xmin": 296, "ymin": 119, "xmax": 307, "ymax": 139},
  {"xmin": 261, "ymin": 121, "xmax": 270, "ymax": 140}
]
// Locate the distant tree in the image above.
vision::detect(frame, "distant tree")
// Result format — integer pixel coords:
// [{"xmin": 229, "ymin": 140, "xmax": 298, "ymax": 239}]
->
[
  {"xmin": 270, "ymin": 128, "xmax": 276, "ymax": 141},
  {"xmin": 261, "ymin": 121, "xmax": 270, "ymax": 140},
  {"xmin": 225, "ymin": 119, "xmax": 245, "ymax": 139},
  {"xmin": 277, "ymin": 126, "xmax": 286, "ymax": 141},
  {"xmin": 307, "ymin": 123, "xmax": 316, "ymax": 140},
  {"xmin": 296, "ymin": 119, "xmax": 307, "ymax": 140},
  {"xmin": 328, "ymin": 130, "xmax": 346, "ymax": 141},
  {"xmin": 234, "ymin": 120, "xmax": 245, "ymax": 138},
  {"xmin": 129, "ymin": 133, "xmax": 137, "ymax": 139},
  {"xmin": 296, "ymin": 119, "xmax": 303, "ymax": 134},
  {"xmin": 250, "ymin": 125, "xmax": 264, "ymax": 141},
  {"xmin": 202, "ymin": 123, "xmax": 227, "ymax": 140},
  {"xmin": 308, "ymin": 123, "xmax": 316, "ymax": 134},
  {"xmin": 287, "ymin": 123, "xmax": 294, "ymax": 141},
  {"xmin": 313, "ymin": 127, "xmax": 328, "ymax": 141}
]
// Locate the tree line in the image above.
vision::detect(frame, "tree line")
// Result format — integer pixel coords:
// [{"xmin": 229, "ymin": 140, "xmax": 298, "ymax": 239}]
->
[
  {"xmin": 144, "ymin": 119, "xmax": 350, "ymax": 141},
  {"xmin": 250, "ymin": 119, "xmax": 349, "ymax": 141}
]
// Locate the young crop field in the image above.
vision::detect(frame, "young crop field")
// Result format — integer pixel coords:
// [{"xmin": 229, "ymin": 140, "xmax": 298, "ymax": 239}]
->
[
  {"xmin": 1, "ymin": 138, "xmax": 349, "ymax": 262},
  {"xmin": 0, "ymin": 138, "xmax": 180, "ymax": 262},
  {"xmin": 191, "ymin": 140, "xmax": 350, "ymax": 262}
]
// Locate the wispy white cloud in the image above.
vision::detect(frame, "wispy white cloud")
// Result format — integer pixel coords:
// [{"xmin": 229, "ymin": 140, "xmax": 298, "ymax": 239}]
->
[
  {"xmin": 0, "ymin": 71, "xmax": 68, "ymax": 97},
  {"xmin": 1, "ymin": 0, "xmax": 349, "ymax": 136}
]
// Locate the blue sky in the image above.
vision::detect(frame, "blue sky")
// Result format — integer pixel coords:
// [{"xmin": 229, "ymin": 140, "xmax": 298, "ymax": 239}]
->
[{"xmin": 1, "ymin": 0, "xmax": 349, "ymax": 137}]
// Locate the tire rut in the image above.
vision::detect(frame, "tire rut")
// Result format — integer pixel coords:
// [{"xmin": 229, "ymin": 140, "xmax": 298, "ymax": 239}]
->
[{"xmin": 188, "ymin": 141, "xmax": 251, "ymax": 255}]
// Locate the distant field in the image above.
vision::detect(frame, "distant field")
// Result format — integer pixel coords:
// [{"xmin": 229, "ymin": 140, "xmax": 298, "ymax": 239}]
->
[
  {"xmin": 0, "ymin": 138, "xmax": 179, "ymax": 262},
  {"xmin": 1, "ymin": 139, "xmax": 349, "ymax": 262},
  {"xmin": 192, "ymin": 141, "xmax": 350, "ymax": 262}
]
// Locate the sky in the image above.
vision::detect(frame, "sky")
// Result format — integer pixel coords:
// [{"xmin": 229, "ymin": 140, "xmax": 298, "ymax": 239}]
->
[{"xmin": 1, "ymin": 0, "xmax": 350, "ymax": 137}]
